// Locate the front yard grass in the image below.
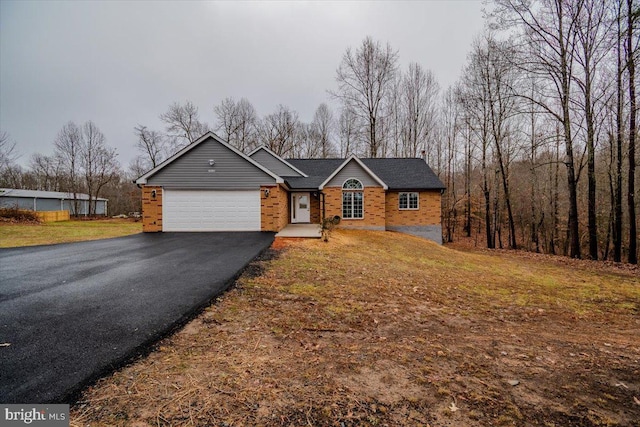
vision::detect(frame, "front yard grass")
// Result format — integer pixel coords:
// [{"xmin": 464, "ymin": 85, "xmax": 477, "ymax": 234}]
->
[
  {"xmin": 71, "ymin": 229, "xmax": 639, "ymax": 426},
  {"xmin": 0, "ymin": 219, "xmax": 141, "ymax": 247}
]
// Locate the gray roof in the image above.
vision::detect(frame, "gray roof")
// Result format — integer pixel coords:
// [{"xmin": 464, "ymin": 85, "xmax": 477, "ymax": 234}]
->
[
  {"xmin": 0, "ymin": 188, "xmax": 108, "ymax": 201},
  {"xmin": 284, "ymin": 159, "xmax": 344, "ymax": 189},
  {"xmin": 285, "ymin": 158, "xmax": 445, "ymax": 190}
]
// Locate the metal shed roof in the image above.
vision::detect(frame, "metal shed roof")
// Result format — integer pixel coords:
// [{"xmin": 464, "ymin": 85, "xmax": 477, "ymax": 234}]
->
[{"xmin": 0, "ymin": 188, "xmax": 108, "ymax": 201}]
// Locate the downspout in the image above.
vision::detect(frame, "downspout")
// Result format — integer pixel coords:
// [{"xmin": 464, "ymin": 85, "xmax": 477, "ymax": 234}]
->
[
  {"xmin": 33, "ymin": 197, "xmax": 36, "ymax": 211},
  {"xmin": 320, "ymin": 192, "xmax": 325, "ymax": 222}
]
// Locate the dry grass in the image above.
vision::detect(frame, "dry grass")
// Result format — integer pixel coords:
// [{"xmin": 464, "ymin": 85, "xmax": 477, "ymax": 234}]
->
[
  {"xmin": 71, "ymin": 230, "xmax": 639, "ymax": 426},
  {"xmin": 0, "ymin": 219, "xmax": 141, "ymax": 247}
]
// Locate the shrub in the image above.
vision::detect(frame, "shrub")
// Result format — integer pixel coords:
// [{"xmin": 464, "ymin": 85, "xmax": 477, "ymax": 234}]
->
[
  {"xmin": 321, "ymin": 215, "xmax": 341, "ymax": 242},
  {"xmin": 0, "ymin": 207, "xmax": 41, "ymax": 223}
]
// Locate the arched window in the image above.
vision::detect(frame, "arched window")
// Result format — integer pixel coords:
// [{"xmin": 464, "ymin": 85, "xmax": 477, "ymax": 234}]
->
[
  {"xmin": 342, "ymin": 178, "xmax": 363, "ymax": 190},
  {"xmin": 342, "ymin": 178, "xmax": 364, "ymax": 219}
]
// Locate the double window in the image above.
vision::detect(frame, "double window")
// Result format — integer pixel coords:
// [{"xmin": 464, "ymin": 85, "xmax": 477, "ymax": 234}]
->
[
  {"xmin": 342, "ymin": 178, "xmax": 364, "ymax": 219},
  {"xmin": 399, "ymin": 192, "xmax": 419, "ymax": 210}
]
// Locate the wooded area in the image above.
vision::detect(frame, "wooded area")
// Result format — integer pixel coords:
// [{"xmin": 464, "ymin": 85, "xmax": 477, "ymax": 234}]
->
[{"xmin": 0, "ymin": 0, "xmax": 637, "ymax": 263}]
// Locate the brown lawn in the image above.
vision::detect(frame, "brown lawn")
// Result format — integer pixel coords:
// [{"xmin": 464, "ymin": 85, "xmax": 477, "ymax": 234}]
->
[{"xmin": 71, "ymin": 229, "xmax": 639, "ymax": 426}]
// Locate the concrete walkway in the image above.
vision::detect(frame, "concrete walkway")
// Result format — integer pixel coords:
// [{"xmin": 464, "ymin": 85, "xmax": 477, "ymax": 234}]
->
[{"xmin": 275, "ymin": 223, "xmax": 322, "ymax": 238}]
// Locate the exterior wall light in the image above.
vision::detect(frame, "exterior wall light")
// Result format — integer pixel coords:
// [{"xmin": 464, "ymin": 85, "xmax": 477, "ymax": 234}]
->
[
  {"xmin": 208, "ymin": 159, "xmax": 215, "ymax": 166},
  {"xmin": 151, "ymin": 189, "xmax": 157, "ymax": 199},
  {"xmin": 264, "ymin": 189, "xmax": 270, "ymax": 198}
]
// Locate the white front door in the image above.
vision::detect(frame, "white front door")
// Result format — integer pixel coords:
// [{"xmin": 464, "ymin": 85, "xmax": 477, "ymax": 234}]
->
[{"xmin": 291, "ymin": 192, "xmax": 311, "ymax": 223}]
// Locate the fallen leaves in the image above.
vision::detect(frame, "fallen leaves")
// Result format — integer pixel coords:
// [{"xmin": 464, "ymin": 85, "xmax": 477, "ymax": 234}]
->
[{"xmin": 69, "ymin": 230, "xmax": 640, "ymax": 427}]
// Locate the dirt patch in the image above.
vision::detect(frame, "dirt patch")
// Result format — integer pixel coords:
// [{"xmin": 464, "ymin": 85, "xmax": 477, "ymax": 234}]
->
[{"xmin": 71, "ymin": 230, "xmax": 640, "ymax": 426}]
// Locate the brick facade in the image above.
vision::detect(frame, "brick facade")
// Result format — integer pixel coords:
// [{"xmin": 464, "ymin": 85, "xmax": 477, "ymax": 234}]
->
[
  {"xmin": 385, "ymin": 191, "xmax": 441, "ymax": 226},
  {"xmin": 310, "ymin": 193, "xmax": 321, "ymax": 224},
  {"xmin": 323, "ymin": 186, "xmax": 386, "ymax": 228},
  {"xmin": 261, "ymin": 185, "xmax": 288, "ymax": 232},
  {"xmin": 141, "ymin": 185, "xmax": 441, "ymax": 234},
  {"xmin": 142, "ymin": 186, "xmax": 163, "ymax": 232}
]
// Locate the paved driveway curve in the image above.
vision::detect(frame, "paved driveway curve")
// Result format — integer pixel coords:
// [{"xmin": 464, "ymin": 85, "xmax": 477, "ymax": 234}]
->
[{"xmin": 0, "ymin": 232, "xmax": 274, "ymax": 403}]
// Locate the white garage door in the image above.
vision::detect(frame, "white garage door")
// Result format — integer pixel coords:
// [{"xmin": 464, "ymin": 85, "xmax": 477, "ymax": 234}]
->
[{"xmin": 163, "ymin": 190, "xmax": 260, "ymax": 231}]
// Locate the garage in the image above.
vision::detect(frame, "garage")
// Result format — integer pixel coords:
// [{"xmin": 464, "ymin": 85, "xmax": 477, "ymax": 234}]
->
[
  {"xmin": 163, "ymin": 190, "xmax": 260, "ymax": 232},
  {"xmin": 135, "ymin": 133, "xmax": 285, "ymax": 232}
]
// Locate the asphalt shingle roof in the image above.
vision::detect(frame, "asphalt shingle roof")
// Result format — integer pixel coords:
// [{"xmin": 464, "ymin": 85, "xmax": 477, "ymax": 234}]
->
[
  {"xmin": 285, "ymin": 158, "xmax": 445, "ymax": 190},
  {"xmin": 284, "ymin": 159, "xmax": 344, "ymax": 189}
]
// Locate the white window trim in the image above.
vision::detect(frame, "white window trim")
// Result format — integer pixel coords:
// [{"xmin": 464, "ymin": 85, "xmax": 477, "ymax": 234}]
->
[
  {"xmin": 399, "ymin": 192, "xmax": 419, "ymax": 210},
  {"xmin": 342, "ymin": 178, "xmax": 364, "ymax": 190},
  {"xmin": 342, "ymin": 178, "xmax": 364, "ymax": 219}
]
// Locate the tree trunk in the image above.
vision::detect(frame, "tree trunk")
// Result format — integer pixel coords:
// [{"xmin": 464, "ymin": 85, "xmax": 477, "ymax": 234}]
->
[
  {"xmin": 551, "ymin": 127, "xmax": 561, "ymax": 256},
  {"xmin": 465, "ymin": 126, "xmax": 472, "ymax": 237},
  {"xmin": 483, "ymin": 141, "xmax": 494, "ymax": 249},
  {"xmin": 627, "ymin": 0, "xmax": 637, "ymax": 264},
  {"xmin": 614, "ymin": 12, "xmax": 624, "ymax": 263},
  {"xmin": 370, "ymin": 114, "xmax": 377, "ymax": 157},
  {"xmin": 530, "ymin": 125, "xmax": 539, "ymax": 252},
  {"xmin": 561, "ymin": 74, "xmax": 581, "ymax": 258},
  {"xmin": 585, "ymin": 69, "xmax": 598, "ymax": 260}
]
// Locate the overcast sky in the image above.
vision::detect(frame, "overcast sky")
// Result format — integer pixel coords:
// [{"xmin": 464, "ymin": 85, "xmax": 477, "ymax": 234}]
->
[{"xmin": 0, "ymin": 1, "xmax": 486, "ymax": 169}]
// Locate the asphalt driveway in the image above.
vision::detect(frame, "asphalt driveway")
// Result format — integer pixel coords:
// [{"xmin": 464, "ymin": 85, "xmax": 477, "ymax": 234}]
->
[{"xmin": 0, "ymin": 232, "xmax": 274, "ymax": 403}]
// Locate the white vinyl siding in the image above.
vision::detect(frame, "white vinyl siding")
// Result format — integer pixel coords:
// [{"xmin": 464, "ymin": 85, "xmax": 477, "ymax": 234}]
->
[
  {"xmin": 163, "ymin": 190, "xmax": 260, "ymax": 231},
  {"xmin": 325, "ymin": 160, "xmax": 382, "ymax": 187}
]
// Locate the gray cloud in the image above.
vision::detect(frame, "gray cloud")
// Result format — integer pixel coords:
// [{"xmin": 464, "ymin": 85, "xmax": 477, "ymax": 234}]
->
[{"xmin": 0, "ymin": 0, "xmax": 485, "ymax": 168}]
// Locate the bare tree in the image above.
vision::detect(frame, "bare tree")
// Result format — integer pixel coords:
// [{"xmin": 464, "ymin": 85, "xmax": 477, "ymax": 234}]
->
[
  {"xmin": 29, "ymin": 153, "xmax": 64, "ymax": 191},
  {"xmin": 81, "ymin": 121, "xmax": 119, "ymax": 215},
  {"xmin": 613, "ymin": 0, "xmax": 625, "ymax": 262},
  {"xmin": 213, "ymin": 97, "xmax": 258, "ymax": 152},
  {"xmin": 441, "ymin": 86, "xmax": 460, "ymax": 243},
  {"xmin": 54, "ymin": 122, "xmax": 83, "ymax": 214},
  {"xmin": 333, "ymin": 36, "xmax": 399, "ymax": 157},
  {"xmin": 402, "ymin": 63, "xmax": 440, "ymax": 157},
  {"xmin": 482, "ymin": 35, "xmax": 520, "ymax": 249},
  {"xmin": 572, "ymin": 0, "xmax": 612, "ymax": 259},
  {"xmin": 626, "ymin": 0, "xmax": 637, "ymax": 264},
  {"xmin": 134, "ymin": 125, "xmax": 167, "ymax": 169},
  {"xmin": 258, "ymin": 105, "xmax": 299, "ymax": 157},
  {"xmin": 311, "ymin": 103, "xmax": 336, "ymax": 158},
  {"xmin": 160, "ymin": 101, "xmax": 209, "ymax": 149},
  {"xmin": 459, "ymin": 42, "xmax": 496, "ymax": 249},
  {"xmin": 0, "ymin": 131, "xmax": 19, "ymax": 171},
  {"xmin": 292, "ymin": 122, "xmax": 318, "ymax": 158},
  {"xmin": 387, "ymin": 74, "xmax": 404, "ymax": 157},
  {"xmin": 338, "ymin": 105, "xmax": 359, "ymax": 157},
  {"xmin": 128, "ymin": 157, "xmax": 148, "ymax": 182},
  {"xmin": 495, "ymin": 0, "xmax": 583, "ymax": 258},
  {"xmin": 0, "ymin": 131, "xmax": 22, "ymax": 188}
]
